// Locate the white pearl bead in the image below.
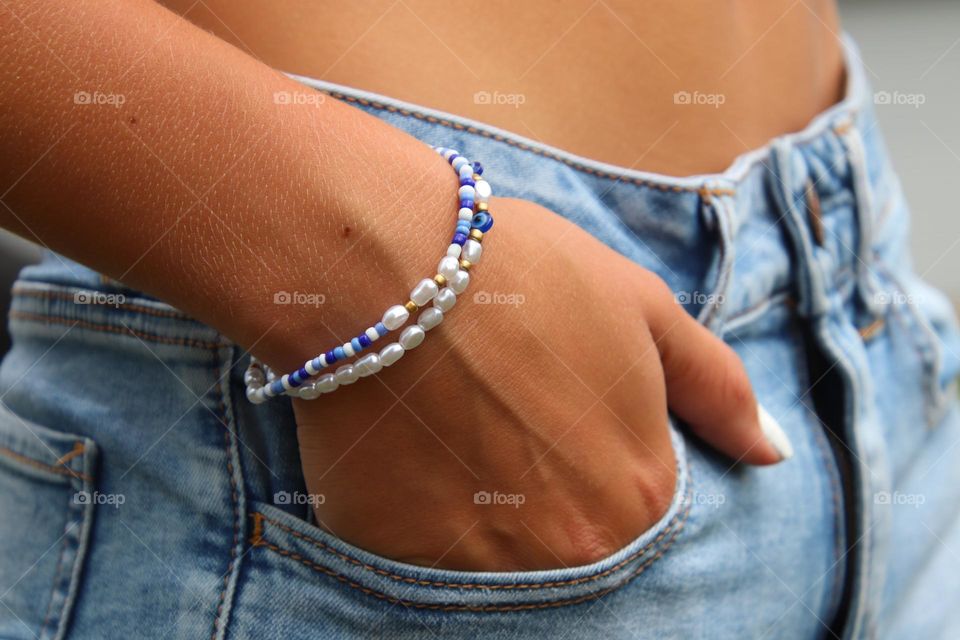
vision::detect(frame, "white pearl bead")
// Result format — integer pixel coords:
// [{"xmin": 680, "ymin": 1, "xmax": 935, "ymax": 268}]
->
[
  {"xmin": 474, "ymin": 179, "xmax": 492, "ymax": 201},
  {"xmin": 418, "ymin": 307, "xmax": 444, "ymax": 331},
  {"xmin": 446, "ymin": 243, "xmax": 462, "ymax": 258},
  {"xmin": 410, "ymin": 278, "xmax": 439, "ymax": 306},
  {"xmin": 246, "ymin": 386, "xmax": 263, "ymax": 402},
  {"xmin": 399, "ymin": 325, "xmax": 425, "ymax": 350},
  {"xmin": 379, "ymin": 343, "xmax": 405, "ymax": 366},
  {"xmin": 449, "ymin": 270, "xmax": 470, "ymax": 294},
  {"xmin": 354, "ymin": 353, "xmax": 382, "ymax": 377},
  {"xmin": 382, "ymin": 304, "xmax": 410, "ymax": 331},
  {"xmin": 458, "ymin": 185, "xmax": 476, "ymax": 201},
  {"xmin": 298, "ymin": 381, "xmax": 322, "ymax": 400},
  {"xmin": 452, "ymin": 157, "xmax": 469, "ymax": 171},
  {"xmin": 438, "ymin": 256, "xmax": 460, "ymax": 280},
  {"xmin": 335, "ymin": 364, "xmax": 359, "ymax": 385},
  {"xmin": 244, "ymin": 368, "xmax": 265, "ymax": 386},
  {"xmin": 315, "ymin": 373, "xmax": 339, "ymax": 394},
  {"xmin": 458, "ymin": 208, "xmax": 473, "ymax": 221},
  {"xmin": 463, "ymin": 239, "xmax": 482, "ymax": 264},
  {"xmin": 365, "ymin": 327, "xmax": 380, "ymax": 342},
  {"xmin": 434, "ymin": 287, "xmax": 456, "ymax": 312}
]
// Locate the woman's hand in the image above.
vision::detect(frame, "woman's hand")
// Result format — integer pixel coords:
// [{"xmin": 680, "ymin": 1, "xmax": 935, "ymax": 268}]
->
[{"xmin": 290, "ymin": 197, "xmax": 791, "ymax": 572}]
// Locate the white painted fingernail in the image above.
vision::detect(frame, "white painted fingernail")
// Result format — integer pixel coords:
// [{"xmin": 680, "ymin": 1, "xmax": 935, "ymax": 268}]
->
[{"xmin": 758, "ymin": 403, "xmax": 794, "ymax": 461}]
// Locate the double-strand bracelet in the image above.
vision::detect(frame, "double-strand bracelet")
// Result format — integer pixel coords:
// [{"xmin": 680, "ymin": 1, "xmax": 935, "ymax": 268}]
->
[{"xmin": 244, "ymin": 145, "xmax": 494, "ymax": 404}]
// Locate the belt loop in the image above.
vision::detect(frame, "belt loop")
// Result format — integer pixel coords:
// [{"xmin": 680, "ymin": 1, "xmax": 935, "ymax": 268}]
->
[
  {"xmin": 835, "ymin": 119, "xmax": 884, "ymax": 316},
  {"xmin": 696, "ymin": 184, "xmax": 737, "ymax": 335},
  {"xmin": 768, "ymin": 139, "xmax": 829, "ymax": 318}
]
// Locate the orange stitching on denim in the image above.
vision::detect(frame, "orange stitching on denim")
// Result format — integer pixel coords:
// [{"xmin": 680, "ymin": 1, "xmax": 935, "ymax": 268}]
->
[
  {"xmin": 251, "ymin": 474, "xmax": 691, "ymax": 593},
  {"xmin": 9, "ymin": 311, "xmax": 222, "ymax": 350},
  {"xmin": 55, "ymin": 442, "xmax": 85, "ymax": 467},
  {"xmin": 12, "ymin": 287, "xmax": 190, "ymax": 321},
  {"xmin": 323, "ymin": 90, "xmax": 735, "ymax": 197},
  {"xmin": 211, "ymin": 349, "xmax": 242, "ymax": 640},
  {"xmin": 252, "ymin": 493, "xmax": 689, "ymax": 611},
  {"xmin": 0, "ymin": 444, "xmax": 91, "ymax": 483},
  {"xmin": 253, "ymin": 504, "xmax": 682, "ymax": 591},
  {"xmin": 858, "ymin": 317, "xmax": 885, "ymax": 340}
]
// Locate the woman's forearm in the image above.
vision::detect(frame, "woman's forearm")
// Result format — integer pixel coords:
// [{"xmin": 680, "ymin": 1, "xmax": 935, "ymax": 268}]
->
[{"xmin": 0, "ymin": 0, "xmax": 455, "ymax": 368}]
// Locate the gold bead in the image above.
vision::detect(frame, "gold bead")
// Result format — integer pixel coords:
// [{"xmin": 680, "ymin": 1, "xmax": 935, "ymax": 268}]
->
[
  {"xmin": 472, "ymin": 173, "xmax": 482, "ymax": 181},
  {"xmin": 459, "ymin": 259, "xmax": 473, "ymax": 272},
  {"xmin": 469, "ymin": 229, "xmax": 484, "ymax": 242},
  {"xmin": 433, "ymin": 274, "xmax": 447, "ymax": 287},
  {"xmin": 477, "ymin": 202, "xmax": 489, "ymax": 211},
  {"xmin": 404, "ymin": 300, "xmax": 419, "ymax": 313}
]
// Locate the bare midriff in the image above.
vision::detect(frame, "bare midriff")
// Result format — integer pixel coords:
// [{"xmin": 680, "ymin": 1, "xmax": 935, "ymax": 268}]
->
[{"xmin": 159, "ymin": 0, "xmax": 845, "ymax": 176}]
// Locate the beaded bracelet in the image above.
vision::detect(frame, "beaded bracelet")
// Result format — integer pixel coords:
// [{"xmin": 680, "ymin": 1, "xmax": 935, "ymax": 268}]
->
[{"xmin": 243, "ymin": 145, "xmax": 494, "ymax": 403}]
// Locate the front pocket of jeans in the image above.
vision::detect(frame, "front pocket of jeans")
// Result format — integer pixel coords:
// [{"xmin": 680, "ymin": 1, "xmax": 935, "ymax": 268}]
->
[
  {"xmin": 245, "ymin": 425, "xmax": 690, "ymax": 613},
  {"xmin": 0, "ymin": 402, "xmax": 98, "ymax": 640}
]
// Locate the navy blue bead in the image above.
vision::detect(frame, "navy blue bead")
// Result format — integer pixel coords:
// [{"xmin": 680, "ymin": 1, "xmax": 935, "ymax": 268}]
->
[
  {"xmin": 448, "ymin": 154, "xmax": 460, "ymax": 164},
  {"xmin": 325, "ymin": 349, "xmax": 336, "ymax": 363},
  {"xmin": 453, "ymin": 232, "xmax": 468, "ymax": 245},
  {"xmin": 460, "ymin": 198, "xmax": 474, "ymax": 210},
  {"xmin": 358, "ymin": 334, "xmax": 372, "ymax": 348},
  {"xmin": 472, "ymin": 161, "xmax": 483, "ymax": 175},
  {"xmin": 471, "ymin": 211, "xmax": 494, "ymax": 232}
]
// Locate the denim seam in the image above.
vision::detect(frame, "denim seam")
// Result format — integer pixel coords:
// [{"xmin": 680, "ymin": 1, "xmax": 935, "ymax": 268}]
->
[
  {"xmin": 0, "ymin": 443, "xmax": 92, "ymax": 483},
  {"xmin": 249, "ymin": 488, "xmax": 690, "ymax": 611},
  {"xmin": 800, "ymin": 364, "xmax": 847, "ymax": 623},
  {"xmin": 9, "ymin": 311, "xmax": 223, "ymax": 351},
  {"xmin": 11, "ymin": 287, "xmax": 190, "ymax": 321},
  {"xmin": 209, "ymin": 347, "xmax": 244, "ymax": 640}
]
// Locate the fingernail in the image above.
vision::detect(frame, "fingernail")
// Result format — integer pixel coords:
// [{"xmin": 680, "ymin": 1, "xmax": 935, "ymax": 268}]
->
[{"xmin": 758, "ymin": 403, "xmax": 794, "ymax": 461}]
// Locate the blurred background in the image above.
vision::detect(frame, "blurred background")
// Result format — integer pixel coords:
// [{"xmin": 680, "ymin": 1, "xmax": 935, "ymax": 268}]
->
[{"xmin": 1, "ymin": 0, "xmax": 958, "ymax": 355}]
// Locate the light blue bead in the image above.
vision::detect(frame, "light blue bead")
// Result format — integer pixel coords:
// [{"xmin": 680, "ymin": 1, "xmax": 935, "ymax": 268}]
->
[
  {"xmin": 334, "ymin": 346, "xmax": 346, "ymax": 360},
  {"xmin": 351, "ymin": 337, "xmax": 362, "ymax": 353},
  {"xmin": 375, "ymin": 322, "xmax": 389, "ymax": 336}
]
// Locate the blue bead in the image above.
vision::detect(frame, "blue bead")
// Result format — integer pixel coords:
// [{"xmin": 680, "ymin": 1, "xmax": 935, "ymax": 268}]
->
[
  {"xmin": 456, "ymin": 221, "xmax": 471, "ymax": 232},
  {"xmin": 453, "ymin": 232, "xmax": 468, "ymax": 245},
  {"xmin": 270, "ymin": 380, "xmax": 284, "ymax": 395},
  {"xmin": 312, "ymin": 357, "xmax": 323, "ymax": 370},
  {"xmin": 358, "ymin": 334, "xmax": 372, "ymax": 348},
  {"xmin": 460, "ymin": 198, "xmax": 474, "ymax": 209},
  {"xmin": 471, "ymin": 212, "xmax": 494, "ymax": 232},
  {"xmin": 334, "ymin": 347, "xmax": 346, "ymax": 360},
  {"xmin": 448, "ymin": 153, "xmax": 459, "ymax": 164},
  {"xmin": 351, "ymin": 337, "xmax": 362, "ymax": 353},
  {"xmin": 459, "ymin": 178, "xmax": 475, "ymax": 187},
  {"xmin": 375, "ymin": 322, "xmax": 388, "ymax": 337},
  {"xmin": 325, "ymin": 349, "xmax": 337, "ymax": 364},
  {"xmin": 472, "ymin": 161, "xmax": 483, "ymax": 175}
]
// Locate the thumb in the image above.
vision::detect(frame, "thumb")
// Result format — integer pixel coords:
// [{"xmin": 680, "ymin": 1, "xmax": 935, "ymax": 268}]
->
[{"xmin": 644, "ymin": 280, "xmax": 794, "ymax": 465}]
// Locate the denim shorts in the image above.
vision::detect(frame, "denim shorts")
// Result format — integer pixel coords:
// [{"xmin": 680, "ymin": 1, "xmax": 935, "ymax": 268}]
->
[{"xmin": 2, "ymin": 36, "xmax": 959, "ymax": 639}]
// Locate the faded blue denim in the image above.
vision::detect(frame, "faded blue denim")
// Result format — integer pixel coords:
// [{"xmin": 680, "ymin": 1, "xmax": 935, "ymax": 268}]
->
[{"xmin": 1, "ymin": 36, "xmax": 958, "ymax": 639}]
